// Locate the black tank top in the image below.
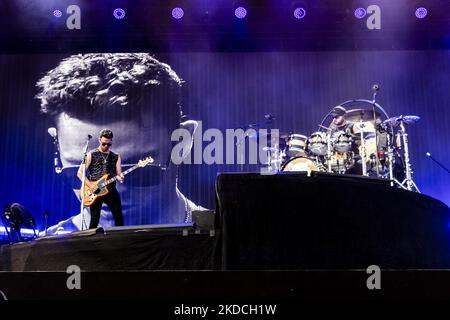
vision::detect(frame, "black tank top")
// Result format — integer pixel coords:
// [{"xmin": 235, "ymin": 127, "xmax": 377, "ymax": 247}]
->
[{"xmin": 88, "ymin": 149, "xmax": 119, "ymax": 187}]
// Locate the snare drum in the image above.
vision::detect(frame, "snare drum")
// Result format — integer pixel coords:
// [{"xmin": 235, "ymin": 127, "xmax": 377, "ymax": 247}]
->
[
  {"xmin": 286, "ymin": 134, "xmax": 308, "ymax": 157},
  {"xmin": 326, "ymin": 151, "xmax": 355, "ymax": 174},
  {"xmin": 332, "ymin": 130, "xmax": 353, "ymax": 153},
  {"xmin": 308, "ymin": 131, "xmax": 328, "ymax": 156}
]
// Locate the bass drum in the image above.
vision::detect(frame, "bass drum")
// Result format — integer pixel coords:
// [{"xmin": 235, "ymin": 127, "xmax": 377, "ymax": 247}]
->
[{"xmin": 281, "ymin": 156, "xmax": 319, "ymax": 173}]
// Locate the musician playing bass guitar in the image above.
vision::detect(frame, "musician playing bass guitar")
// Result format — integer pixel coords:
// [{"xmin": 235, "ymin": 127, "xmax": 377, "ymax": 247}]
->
[{"xmin": 77, "ymin": 129, "xmax": 125, "ymax": 229}]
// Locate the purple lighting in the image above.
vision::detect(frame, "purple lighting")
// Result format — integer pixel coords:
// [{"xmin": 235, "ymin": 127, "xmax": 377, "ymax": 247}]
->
[
  {"xmin": 234, "ymin": 6, "xmax": 247, "ymax": 19},
  {"xmin": 172, "ymin": 7, "xmax": 184, "ymax": 19},
  {"xmin": 293, "ymin": 8, "xmax": 306, "ymax": 19},
  {"xmin": 354, "ymin": 7, "xmax": 367, "ymax": 19},
  {"xmin": 53, "ymin": 10, "xmax": 62, "ymax": 18},
  {"xmin": 415, "ymin": 7, "xmax": 428, "ymax": 19},
  {"xmin": 113, "ymin": 8, "xmax": 126, "ymax": 20}
]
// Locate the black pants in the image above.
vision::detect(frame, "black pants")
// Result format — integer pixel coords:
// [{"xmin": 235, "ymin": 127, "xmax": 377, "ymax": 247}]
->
[{"xmin": 89, "ymin": 187, "xmax": 124, "ymax": 229}]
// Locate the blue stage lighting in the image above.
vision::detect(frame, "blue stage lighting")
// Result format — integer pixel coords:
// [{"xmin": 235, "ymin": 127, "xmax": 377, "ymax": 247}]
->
[
  {"xmin": 293, "ymin": 7, "xmax": 306, "ymax": 19},
  {"xmin": 172, "ymin": 7, "xmax": 184, "ymax": 19},
  {"xmin": 415, "ymin": 7, "xmax": 428, "ymax": 19},
  {"xmin": 234, "ymin": 6, "xmax": 247, "ymax": 19},
  {"xmin": 354, "ymin": 7, "xmax": 367, "ymax": 19},
  {"xmin": 113, "ymin": 8, "xmax": 126, "ymax": 20}
]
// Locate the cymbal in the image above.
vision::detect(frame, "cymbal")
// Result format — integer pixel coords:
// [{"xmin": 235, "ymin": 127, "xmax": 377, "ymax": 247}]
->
[
  {"xmin": 383, "ymin": 115, "xmax": 421, "ymax": 126},
  {"xmin": 351, "ymin": 131, "xmax": 376, "ymax": 140},
  {"xmin": 248, "ymin": 131, "xmax": 290, "ymax": 140},
  {"xmin": 262, "ymin": 147, "xmax": 280, "ymax": 152},
  {"xmin": 345, "ymin": 108, "xmax": 381, "ymax": 122},
  {"xmin": 351, "ymin": 121, "xmax": 376, "ymax": 135}
]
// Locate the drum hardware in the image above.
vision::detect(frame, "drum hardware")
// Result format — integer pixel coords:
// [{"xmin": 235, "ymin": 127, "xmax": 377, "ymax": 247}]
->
[
  {"xmin": 371, "ymin": 85, "xmax": 381, "ymax": 177},
  {"xmin": 240, "ymin": 114, "xmax": 285, "ymax": 172},
  {"xmin": 354, "ymin": 120, "xmax": 369, "ymax": 176},
  {"xmin": 385, "ymin": 131, "xmax": 396, "ymax": 186},
  {"xmin": 314, "ymin": 125, "xmax": 333, "ymax": 172},
  {"xmin": 326, "ymin": 130, "xmax": 333, "ymax": 173},
  {"xmin": 263, "ymin": 146, "xmax": 285, "ymax": 172},
  {"xmin": 382, "ymin": 115, "xmax": 421, "ymax": 193}
]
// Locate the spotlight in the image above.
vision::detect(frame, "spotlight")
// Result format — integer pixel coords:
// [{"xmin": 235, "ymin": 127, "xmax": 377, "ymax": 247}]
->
[
  {"xmin": 53, "ymin": 10, "xmax": 62, "ymax": 18},
  {"xmin": 415, "ymin": 7, "xmax": 428, "ymax": 19},
  {"xmin": 293, "ymin": 7, "xmax": 306, "ymax": 19},
  {"xmin": 113, "ymin": 8, "xmax": 126, "ymax": 20},
  {"xmin": 172, "ymin": 7, "xmax": 184, "ymax": 19},
  {"xmin": 234, "ymin": 6, "xmax": 247, "ymax": 19},
  {"xmin": 354, "ymin": 7, "xmax": 367, "ymax": 19}
]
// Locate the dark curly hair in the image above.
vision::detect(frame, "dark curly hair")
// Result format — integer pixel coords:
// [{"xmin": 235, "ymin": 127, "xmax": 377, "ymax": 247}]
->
[
  {"xmin": 36, "ymin": 53, "xmax": 183, "ymax": 120},
  {"xmin": 99, "ymin": 129, "xmax": 113, "ymax": 139}
]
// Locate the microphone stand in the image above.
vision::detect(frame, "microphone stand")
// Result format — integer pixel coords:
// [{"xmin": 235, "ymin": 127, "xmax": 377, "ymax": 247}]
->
[
  {"xmin": 80, "ymin": 135, "xmax": 92, "ymax": 231},
  {"xmin": 44, "ymin": 210, "xmax": 49, "ymax": 237},
  {"xmin": 426, "ymin": 152, "xmax": 450, "ymax": 174},
  {"xmin": 237, "ymin": 116, "xmax": 274, "ymax": 172}
]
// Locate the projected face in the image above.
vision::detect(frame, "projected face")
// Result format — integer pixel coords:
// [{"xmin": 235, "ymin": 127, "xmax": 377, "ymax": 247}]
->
[
  {"xmin": 36, "ymin": 53, "xmax": 193, "ymax": 231},
  {"xmin": 54, "ymin": 99, "xmax": 185, "ymax": 227},
  {"xmin": 56, "ymin": 107, "xmax": 175, "ymax": 170}
]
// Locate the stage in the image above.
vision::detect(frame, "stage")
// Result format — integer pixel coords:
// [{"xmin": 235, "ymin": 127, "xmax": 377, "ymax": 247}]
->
[{"xmin": 2, "ymin": 173, "xmax": 449, "ymax": 272}]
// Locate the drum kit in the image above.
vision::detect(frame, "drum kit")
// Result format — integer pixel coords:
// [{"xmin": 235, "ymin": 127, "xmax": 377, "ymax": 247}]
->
[{"xmin": 258, "ymin": 103, "xmax": 421, "ymax": 193}]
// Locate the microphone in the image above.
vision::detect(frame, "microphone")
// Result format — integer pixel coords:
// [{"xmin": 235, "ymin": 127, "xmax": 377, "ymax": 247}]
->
[
  {"xmin": 426, "ymin": 152, "xmax": 450, "ymax": 174},
  {"xmin": 47, "ymin": 127, "xmax": 57, "ymax": 138},
  {"xmin": 372, "ymin": 84, "xmax": 380, "ymax": 101},
  {"xmin": 88, "ymin": 134, "xmax": 92, "ymax": 140},
  {"xmin": 47, "ymin": 127, "xmax": 62, "ymax": 174}
]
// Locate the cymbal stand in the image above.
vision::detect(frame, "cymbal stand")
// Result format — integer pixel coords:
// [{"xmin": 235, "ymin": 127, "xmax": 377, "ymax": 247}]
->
[
  {"xmin": 385, "ymin": 130, "xmax": 395, "ymax": 186},
  {"xmin": 355, "ymin": 120, "xmax": 368, "ymax": 176},
  {"xmin": 398, "ymin": 120, "xmax": 420, "ymax": 193},
  {"xmin": 326, "ymin": 131, "xmax": 332, "ymax": 173}
]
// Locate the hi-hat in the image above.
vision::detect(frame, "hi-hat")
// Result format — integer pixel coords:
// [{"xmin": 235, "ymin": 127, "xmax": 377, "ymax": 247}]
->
[
  {"xmin": 248, "ymin": 131, "xmax": 290, "ymax": 140},
  {"xmin": 383, "ymin": 115, "xmax": 421, "ymax": 126}
]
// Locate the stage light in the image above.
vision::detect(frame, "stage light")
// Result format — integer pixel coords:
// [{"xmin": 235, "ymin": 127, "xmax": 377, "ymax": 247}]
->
[
  {"xmin": 1, "ymin": 203, "xmax": 37, "ymax": 243},
  {"xmin": 113, "ymin": 8, "xmax": 126, "ymax": 20},
  {"xmin": 415, "ymin": 7, "xmax": 428, "ymax": 19},
  {"xmin": 234, "ymin": 6, "xmax": 247, "ymax": 19},
  {"xmin": 354, "ymin": 7, "xmax": 367, "ymax": 19},
  {"xmin": 53, "ymin": 10, "xmax": 62, "ymax": 18},
  {"xmin": 172, "ymin": 7, "xmax": 184, "ymax": 19},
  {"xmin": 293, "ymin": 7, "xmax": 306, "ymax": 19}
]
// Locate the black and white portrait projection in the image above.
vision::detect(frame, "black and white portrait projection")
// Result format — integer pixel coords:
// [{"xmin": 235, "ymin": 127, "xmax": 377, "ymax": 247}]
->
[{"xmin": 1, "ymin": 51, "xmax": 450, "ymax": 233}]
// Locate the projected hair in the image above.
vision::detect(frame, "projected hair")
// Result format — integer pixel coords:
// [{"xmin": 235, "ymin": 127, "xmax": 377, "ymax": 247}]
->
[{"xmin": 35, "ymin": 53, "xmax": 183, "ymax": 120}]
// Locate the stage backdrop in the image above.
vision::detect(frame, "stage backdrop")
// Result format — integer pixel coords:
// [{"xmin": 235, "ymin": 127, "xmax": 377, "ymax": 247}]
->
[{"xmin": 1, "ymin": 51, "xmax": 449, "ymax": 231}]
